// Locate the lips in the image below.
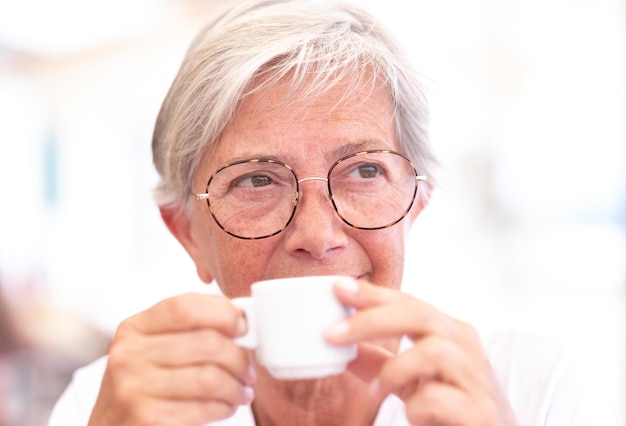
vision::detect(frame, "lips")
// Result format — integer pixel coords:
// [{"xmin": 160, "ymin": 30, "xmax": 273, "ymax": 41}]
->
[{"xmin": 263, "ymin": 273, "xmax": 365, "ymax": 282}]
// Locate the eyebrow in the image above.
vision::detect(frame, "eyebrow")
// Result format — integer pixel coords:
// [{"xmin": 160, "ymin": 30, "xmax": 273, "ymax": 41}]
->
[
  {"xmin": 224, "ymin": 139, "xmax": 394, "ymax": 165},
  {"xmin": 329, "ymin": 140, "xmax": 392, "ymax": 160}
]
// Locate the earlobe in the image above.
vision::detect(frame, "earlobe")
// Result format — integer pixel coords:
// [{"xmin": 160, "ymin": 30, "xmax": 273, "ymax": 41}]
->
[{"xmin": 159, "ymin": 204, "xmax": 214, "ymax": 283}]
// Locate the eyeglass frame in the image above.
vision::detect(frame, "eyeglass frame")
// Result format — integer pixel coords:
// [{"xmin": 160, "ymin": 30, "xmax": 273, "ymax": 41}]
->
[{"xmin": 193, "ymin": 149, "xmax": 427, "ymax": 240}]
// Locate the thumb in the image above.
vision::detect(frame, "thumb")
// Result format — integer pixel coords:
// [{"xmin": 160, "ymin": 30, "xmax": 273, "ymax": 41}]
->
[{"xmin": 347, "ymin": 342, "xmax": 394, "ymax": 383}]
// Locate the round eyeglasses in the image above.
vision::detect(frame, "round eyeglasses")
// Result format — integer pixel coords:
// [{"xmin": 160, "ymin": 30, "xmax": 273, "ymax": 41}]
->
[{"xmin": 193, "ymin": 149, "xmax": 427, "ymax": 240}]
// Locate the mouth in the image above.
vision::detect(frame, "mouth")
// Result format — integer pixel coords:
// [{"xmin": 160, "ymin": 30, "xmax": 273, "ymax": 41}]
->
[{"xmin": 267, "ymin": 273, "xmax": 366, "ymax": 281}]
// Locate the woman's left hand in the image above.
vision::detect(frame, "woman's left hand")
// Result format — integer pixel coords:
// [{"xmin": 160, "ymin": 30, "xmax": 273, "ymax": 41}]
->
[{"xmin": 324, "ymin": 279, "xmax": 519, "ymax": 426}]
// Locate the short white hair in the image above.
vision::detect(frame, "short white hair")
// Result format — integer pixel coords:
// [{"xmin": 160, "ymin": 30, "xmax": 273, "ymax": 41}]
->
[{"xmin": 152, "ymin": 0, "xmax": 435, "ymax": 208}]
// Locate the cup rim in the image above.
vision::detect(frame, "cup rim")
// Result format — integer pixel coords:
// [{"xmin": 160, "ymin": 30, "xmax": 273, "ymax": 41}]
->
[{"xmin": 251, "ymin": 275, "xmax": 346, "ymax": 289}]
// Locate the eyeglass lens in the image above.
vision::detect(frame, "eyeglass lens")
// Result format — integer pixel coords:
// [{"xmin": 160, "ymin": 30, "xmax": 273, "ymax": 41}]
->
[{"xmin": 205, "ymin": 152, "xmax": 418, "ymax": 239}]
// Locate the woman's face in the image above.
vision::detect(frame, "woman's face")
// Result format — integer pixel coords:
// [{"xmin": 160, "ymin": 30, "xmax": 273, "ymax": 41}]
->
[{"xmin": 170, "ymin": 75, "xmax": 426, "ymax": 297}]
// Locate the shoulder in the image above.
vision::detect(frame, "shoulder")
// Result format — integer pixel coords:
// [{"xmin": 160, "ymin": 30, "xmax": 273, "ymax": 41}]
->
[
  {"xmin": 481, "ymin": 329, "xmax": 574, "ymax": 385},
  {"xmin": 48, "ymin": 356, "xmax": 108, "ymax": 425},
  {"xmin": 479, "ymin": 329, "xmax": 621, "ymax": 425}
]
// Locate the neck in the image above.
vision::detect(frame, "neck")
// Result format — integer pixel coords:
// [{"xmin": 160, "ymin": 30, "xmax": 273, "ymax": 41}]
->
[{"xmin": 251, "ymin": 371, "xmax": 382, "ymax": 426}]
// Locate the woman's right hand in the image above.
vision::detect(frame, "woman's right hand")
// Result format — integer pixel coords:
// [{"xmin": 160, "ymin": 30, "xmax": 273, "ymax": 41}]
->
[{"xmin": 88, "ymin": 293, "xmax": 255, "ymax": 426}]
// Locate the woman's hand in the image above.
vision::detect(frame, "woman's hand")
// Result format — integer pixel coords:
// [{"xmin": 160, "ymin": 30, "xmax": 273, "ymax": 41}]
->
[
  {"xmin": 88, "ymin": 293, "xmax": 255, "ymax": 426},
  {"xmin": 325, "ymin": 279, "xmax": 519, "ymax": 426}
]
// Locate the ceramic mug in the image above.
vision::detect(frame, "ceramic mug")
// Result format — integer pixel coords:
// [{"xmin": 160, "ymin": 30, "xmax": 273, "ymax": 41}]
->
[{"xmin": 232, "ymin": 275, "xmax": 357, "ymax": 380}]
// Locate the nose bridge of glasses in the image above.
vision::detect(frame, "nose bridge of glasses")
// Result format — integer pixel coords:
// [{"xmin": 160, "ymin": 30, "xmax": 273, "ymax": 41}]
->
[
  {"xmin": 297, "ymin": 176, "xmax": 329, "ymax": 185},
  {"xmin": 297, "ymin": 176, "xmax": 330, "ymax": 199},
  {"xmin": 294, "ymin": 176, "xmax": 332, "ymax": 208}
]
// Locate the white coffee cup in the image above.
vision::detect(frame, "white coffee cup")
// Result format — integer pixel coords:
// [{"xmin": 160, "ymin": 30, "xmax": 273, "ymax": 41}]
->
[{"xmin": 231, "ymin": 275, "xmax": 357, "ymax": 380}]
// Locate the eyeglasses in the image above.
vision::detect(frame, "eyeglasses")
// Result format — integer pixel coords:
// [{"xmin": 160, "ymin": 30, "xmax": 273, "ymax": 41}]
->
[{"xmin": 194, "ymin": 150, "xmax": 427, "ymax": 240}]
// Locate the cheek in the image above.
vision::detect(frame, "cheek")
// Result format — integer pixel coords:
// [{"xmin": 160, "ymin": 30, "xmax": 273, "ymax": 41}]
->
[
  {"xmin": 212, "ymin": 239, "xmax": 277, "ymax": 298},
  {"xmin": 360, "ymin": 228, "xmax": 407, "ymax": 289}
]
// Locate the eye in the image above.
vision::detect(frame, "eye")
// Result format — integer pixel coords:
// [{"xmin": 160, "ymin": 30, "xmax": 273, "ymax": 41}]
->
[
  {"xmin": 233, "ymin": 174, "xmax": 273, "ymax": 188},
  {"xmin": 358, "ymin": 164, "xmax": 378, "ymax": 178},
  {"xmin": 349, "ymin": 163, "xmax": 382, "ymax": 179}
]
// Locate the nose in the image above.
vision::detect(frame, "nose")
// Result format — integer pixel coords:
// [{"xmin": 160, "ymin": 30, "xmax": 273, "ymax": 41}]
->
[{"xmin": 281, "ymin": 177, "xmax": 348, "ymax": 259}]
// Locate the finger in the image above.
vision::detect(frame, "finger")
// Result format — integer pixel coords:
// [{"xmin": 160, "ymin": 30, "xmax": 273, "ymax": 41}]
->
[
  {"xmin": 123, "ymin": 397, "xmax": 238, "ymax": 426},
  {"xmin": 335, "ymin": 279, "xmax": 444, "ymax": 321},
  {"xmin": 403, "ymin": 371, "xmax": 519, "ymax": 425},
  {"xmin": 326, "ymin": 297, "xmax": 457, "ymax": 346},
  {"xmin": 122, "ymin": 293, "xmax": 244, "ymax": 337},
  {"xmin": 146, "ymin": 364, "xmax": 255, "ymax": 405},
  {"xmin": 332, "ymin": 278, "xmax": 401, "ymax": 309},
  {"xmin": 374, "ymin": 336, "xmax": 480, "ymax": 399},
  {"xmin": 142, "ymin": 330, "xmax": 254, "ymax": 384},
  {"xmin": 345, "ymin": 342, "xmax": 394, "ymax": 383},
  {"xmin": 404, "ymin": 381, "xmax": 474, "ymax": 426}
]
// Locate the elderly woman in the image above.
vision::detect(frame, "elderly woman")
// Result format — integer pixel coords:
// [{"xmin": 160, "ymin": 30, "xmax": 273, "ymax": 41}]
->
[{"xmin": 50, "ymin": 1, "xmax": 612, "ymax": 425}]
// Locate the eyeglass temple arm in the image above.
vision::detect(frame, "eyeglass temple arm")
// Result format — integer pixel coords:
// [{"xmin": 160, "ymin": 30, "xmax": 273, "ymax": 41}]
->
[
  {"xmin": 195, "ymin": 193, "xmax": 210, "ymax": 200},
  {"xmin": 416, "ymin": 175, "xmax": 427, "ymax": 182}
]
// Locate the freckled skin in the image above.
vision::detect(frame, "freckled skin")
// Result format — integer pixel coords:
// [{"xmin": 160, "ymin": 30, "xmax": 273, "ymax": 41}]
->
[
  {"xmin": 167, "ymin": 76, "xmax": 426, "ymax": 425},
  {"xmin": 92, "ymin": 74, "xmax": 516, "ymax": 426},
  {"xmin": 181, "ymin": 77, "xmax": 421, "ymax": 299}
]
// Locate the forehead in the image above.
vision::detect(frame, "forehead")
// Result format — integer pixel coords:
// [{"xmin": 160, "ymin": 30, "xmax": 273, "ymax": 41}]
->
[{"xmin": 203, "ymin": 74, "xmax": 399, "ymax": 172}]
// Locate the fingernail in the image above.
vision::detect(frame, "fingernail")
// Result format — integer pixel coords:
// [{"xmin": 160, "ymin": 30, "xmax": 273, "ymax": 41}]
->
[
  {"xmin": 246, "ymin": 365, "xmax": 257, "ymax": 384},
  {"xmin": 236, "ymin": 315, "xmax": 247, "ymax": 336},
  {"xmin": 369, "ymin": 378, "xmax": 380, "ymax": 397},
  {"xmin": 243, "ymin": 386, "xmax": 255, "ymax": 404},
  {"xmin": 325, "ymin": 320, "xmax": 350, "ymax": 338},
  {"xmin": 335, "ymin": 277, "xmax": 359, "ymax": 293}
]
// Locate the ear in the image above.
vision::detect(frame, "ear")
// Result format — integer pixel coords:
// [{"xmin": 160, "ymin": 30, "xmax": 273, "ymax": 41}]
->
[
  {"xmin": 159, "ymin": 205, "xmax": 214, "ymax": 283},
  {"xmin": 405, "ymin": 181, "xmax": 432, "ymax": 227}
]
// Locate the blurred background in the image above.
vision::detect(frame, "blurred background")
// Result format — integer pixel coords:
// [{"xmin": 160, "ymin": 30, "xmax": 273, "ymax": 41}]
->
[{"xmin": 0, "ymin": 0, "xmax": 624, "ymax": 424}]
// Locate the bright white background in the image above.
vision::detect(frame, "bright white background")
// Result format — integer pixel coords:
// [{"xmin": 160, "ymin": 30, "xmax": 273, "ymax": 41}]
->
[{"xmin": 0, "ymin": 0, "xmax": 624, "ymax": 423}]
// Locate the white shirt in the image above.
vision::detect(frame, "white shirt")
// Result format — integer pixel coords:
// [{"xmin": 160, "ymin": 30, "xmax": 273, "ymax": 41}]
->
[{"xmin": 48, "ymin": 330, "xmax": 619, "ymax": 425}]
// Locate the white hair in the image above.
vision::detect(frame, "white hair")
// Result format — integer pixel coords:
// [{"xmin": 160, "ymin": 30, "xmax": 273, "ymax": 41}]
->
[{"xmin": 152, "ymin": 0, "xmax": 435, "ymax": 208}]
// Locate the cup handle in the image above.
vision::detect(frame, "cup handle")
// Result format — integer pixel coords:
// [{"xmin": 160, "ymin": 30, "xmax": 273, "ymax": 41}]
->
[{"xmin": 231, "ymin": 297, "xmax": 257, "ymax": 349}]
